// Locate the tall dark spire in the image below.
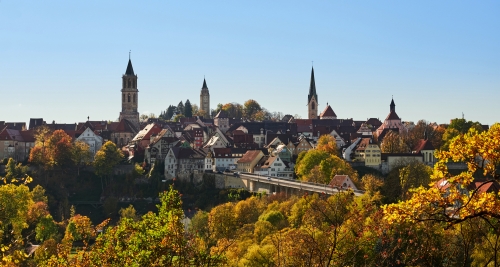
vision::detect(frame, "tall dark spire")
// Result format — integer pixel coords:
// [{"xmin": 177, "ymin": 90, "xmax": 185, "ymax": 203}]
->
[
  {"xmin": 202, "ymin": 78, "xmax": 208, "ymax": 89},
  {"xmin": 390, "ymin": 97, "xmax": 395, "ymax": 112},
  {"xmin": 308, "ymin": 67, "xmax": 318, "ymax": 103},
  {"xmin": 125, "ymin": 59, "xmax": 135, "ymax": 76}
]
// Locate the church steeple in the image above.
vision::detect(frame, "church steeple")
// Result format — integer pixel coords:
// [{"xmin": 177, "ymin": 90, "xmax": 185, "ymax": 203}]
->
[
  {"xmin": 119, "ymin": 56, "xmax": 139, "ymax": 130},
  {"xmin": 125, "ymin": 59, "xmax": 135, "ymax": 76},
  {"xmin": 308, "ymin": 67, "xmax": 318, "ymax": 104},
  {"xmin": 307, "ymin": 67, "xmax": 319, "ymax": 119},
  {"xmin": 390, "ymin": 97, "xmax": 396, "ymax": 112},
  {"xmin": 202, "ymin": 78, "xmax": 208, "ymax": 89},
  {"xmin": 200, "ymin": 77, "xmax": 210, "ymax": 118}
]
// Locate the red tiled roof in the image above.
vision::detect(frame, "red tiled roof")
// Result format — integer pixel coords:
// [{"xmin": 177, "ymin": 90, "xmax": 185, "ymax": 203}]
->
[
  {"xmin": 413, "ymin": 139, "xmax": 435, "ymax": 152},
  {"xmin": 238, "ymin": 150, "xmax": 263, "ymax": 163},
  {"xmin": 19, "ymin": 130, "xmax": 35, "ymax": 142},
  {"xmin": 320, "ymin": 105, "xmax": 337, "ymax": 118},
  {"xmin": 329, "ymin": 175, "xmax": 349, "ymax": 188},
  {"xmin": 385, "ymin": 111, "xmax": 400, "ymax": 121}
]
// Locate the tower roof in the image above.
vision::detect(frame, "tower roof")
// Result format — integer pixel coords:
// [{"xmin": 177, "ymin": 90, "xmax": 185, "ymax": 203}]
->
[
  {"xmin": 125, "ymin": 59, "xmax": 135, "ymax": 76},
  {"xmin": 390, "ymin": 97, "xmax": 395, "ymax": 112},
  {"xmin": 202, "ymin": 78, "xmax": 208, "ymax": 89},
  {"xmin": 308, "ymin": 67, "xmax": 318, "ymax": 103}
]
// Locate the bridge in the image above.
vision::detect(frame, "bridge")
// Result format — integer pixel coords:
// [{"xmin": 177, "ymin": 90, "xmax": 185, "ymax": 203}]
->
[{"xmin": 222, "ymin": 172, "xmax": 364, "ymax": 197}]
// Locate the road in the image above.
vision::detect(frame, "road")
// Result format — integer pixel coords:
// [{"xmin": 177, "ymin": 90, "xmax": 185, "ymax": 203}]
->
[{"xmin": 239, "ymin": 172, "xmax": 364, "ymax": 197}]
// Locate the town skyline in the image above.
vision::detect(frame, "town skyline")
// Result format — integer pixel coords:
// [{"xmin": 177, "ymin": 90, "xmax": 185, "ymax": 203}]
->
[{"xmin": 1, "ymin": 1, "xmax": 499, "ymax": 125}]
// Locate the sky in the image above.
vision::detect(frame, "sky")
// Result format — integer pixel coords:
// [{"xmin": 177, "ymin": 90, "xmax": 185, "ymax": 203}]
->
[{"xmin": 1, "ymin": 1, "xmax": 499, "ymax": 126}]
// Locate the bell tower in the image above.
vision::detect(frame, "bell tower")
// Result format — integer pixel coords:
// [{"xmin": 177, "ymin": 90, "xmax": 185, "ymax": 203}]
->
[
  {"xmin": 119, "ymin": 56, "xmax": 140, "ymax": 129},
  {"xmin": 307, "ymin": 67, "xmax": 318, "ymax": 119},
  {"xmin": 200, "ymin": 78, "xmax": 210, "ymax": 118}
]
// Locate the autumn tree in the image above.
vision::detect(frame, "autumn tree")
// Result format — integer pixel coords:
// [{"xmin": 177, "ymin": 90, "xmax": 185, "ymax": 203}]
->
[
  {"xmin": 72, "ymin": 141, "xmax": 92, "ymax": 175},
  {"xmin": 404, "ymin": 120, "xmax": 445, "ymax": 150},
  {"xmin": 384, "ymin": 123, "xmax": 500, "ymax": 243},
  {"xmin": 295, "ymin": 149, "xmax": 358, "ymax": 184},
  {"xmin": 222, "ymin": 102, "xmax": 244, "ymax": 119},
  {"xmin": 380, "ymin": 130, "xmax": 409, "ymax": 153},
  {"xmin": 29, "ymin": 129, "xmax": 74, "ymax": 169},
  {"xmin": 93, "ymin": 141, "xmax": 123, "ymax": 191},
  {"xmin": 316, "ymin": 134, "xmax": 339, "ymax": 155},
  {"xmin": 441, "ymin": 118, "xmax": 484, "ymax": 150},
  {"xmin": 243, "ymin": 99, "xmax": 262, "ymax": 119}
]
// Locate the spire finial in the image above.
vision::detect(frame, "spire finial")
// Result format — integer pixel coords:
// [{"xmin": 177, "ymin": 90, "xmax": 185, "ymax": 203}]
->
[
  {"xmin": 312, "ymin": 60, "xmax": 314, "ymax": 67},
  {"xmin": 87, "ymin": 116, "xmax": 89, "ymax": 121},
  {"xmin": 129, "ymin": 50, "xmax": 131, "ymax": 60}
]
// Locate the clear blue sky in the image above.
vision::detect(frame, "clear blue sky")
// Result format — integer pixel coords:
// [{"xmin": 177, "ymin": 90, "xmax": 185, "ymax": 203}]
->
[{"xmin": 1, "ymin": 1, "xmax": 499, "ymax": 126}]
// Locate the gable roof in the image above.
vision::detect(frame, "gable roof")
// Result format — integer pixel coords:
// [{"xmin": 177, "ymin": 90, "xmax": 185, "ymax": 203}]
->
[
  {"xmin": 413, "ymin": 139, "xmax": 435, "ymax": 152},
  {"xmin": 114, "ymin": 119, "xmax": 138, "ymax": 133},
  {"xmin": 385, "ymin": 110, "xmax": 401, "ymax": 121},
  {"xmin": 320, "ymin": 105, "xmax": 337, "ymax": 118},
  {"xmin": 329, "ymin": 175, "xmax": 351, "ymax": 188},
  {"xmin": 238, "ymin": 150, "xmax": 263, "ymax": 163}
]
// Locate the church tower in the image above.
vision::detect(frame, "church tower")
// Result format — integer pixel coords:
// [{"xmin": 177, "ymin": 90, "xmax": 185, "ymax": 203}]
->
[
  {"xmin": 200, "ymin": 78, "xmax": 210, "ymax": 118},
  {"xmin": 119, "ymin": 57, "xmax": 140, "ymax": 129},
  {"xmin": 307, "ymin": 67, "xmax": 318, "ymax": 119}
]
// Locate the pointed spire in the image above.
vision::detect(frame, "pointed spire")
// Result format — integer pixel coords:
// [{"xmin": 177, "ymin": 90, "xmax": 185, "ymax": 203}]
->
[
  {"xmin": 390, "ymin": 96, "xmax": 395, "ymax": 112},
  {"xmin": 308, "ymin": 67, "xmax": 318, "ymax": 103},
  {"xmin": 125, "ymin": 59, "xmax": 135, "ymax": 76},
  {"xmin": 202, "ymin": 78, "xmax": 208, "ymax": 89}
]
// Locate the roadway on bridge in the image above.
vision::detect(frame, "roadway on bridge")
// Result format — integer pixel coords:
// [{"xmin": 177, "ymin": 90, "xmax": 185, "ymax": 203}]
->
[{"xmin": 239, "ymin": 173, "xmax": 364, "ymax": 197}]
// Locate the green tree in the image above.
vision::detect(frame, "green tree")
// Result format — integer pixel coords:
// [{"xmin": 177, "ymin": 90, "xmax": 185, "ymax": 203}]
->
[
  {"xmin": 442, "ymin": 118, "xmax": 484, "ymax": 150},
  {"xmin": 166, "ymin": 105, "xmax": 176, "ymax": 120},
  {"xmin": 93, "ymin": 141, "xmax": 123, "ymax": 191},
  {"xmin": 72, "ymin": 141, "xmax": 92, "ymax": 175},
  {"xmin": 177, "ymin": 101, "xmax": 185, "ymax": 115},
  {"xmin": 35, "ymin": 215, "xmax": 58, "ymax": 242},
  {"xmin": 184, "ymin": 99, "xmax": 193, "ymax": 117},
  {"xmin": 295, "ymin": 149, "xmax": 358, "ymax": 184}
]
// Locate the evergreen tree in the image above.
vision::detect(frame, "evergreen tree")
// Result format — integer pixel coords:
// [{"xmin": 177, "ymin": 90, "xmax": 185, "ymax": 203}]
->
[
  {"xmin": 166, "ymin": 105, "xmax": 175, "ymax": 120},
  {"xmin": 177, "ymin": 101, "xmax": 184, "ymax": 115},
  {"xmin": 184, "ymin": 99, "xmax": 193, "ymax": 118}
]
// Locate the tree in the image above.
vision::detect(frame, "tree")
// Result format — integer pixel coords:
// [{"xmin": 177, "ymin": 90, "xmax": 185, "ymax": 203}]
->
[
  {"xmin": 140, "ymin": 114, "xmax": 149, "ymax": 122},
  {"xmin": 173, "ymin": 114, "xmax": 185, "ymax": 122},
  {"xmin": 177, "ymin": 101, "xmax": 185, "ymax": 115},
  {"xmin": 166, "ymin": 105, "xmax": 176, "ymax": 120},
  {"xmin": 442, "ymin": 118, "xmax": 484, "ymax": 150},
  {"xmin": 29, "ymin": 129, "xmax": 74, "ymax": 169},
  {"xmin": 72, "ymin": 141, "xmax": 92, "ymax": 175},
  {"xmin": 243, "ymin": 99, "xmax": 262, "ymax": 119},
  {"xmin": 191, "ymin": 103, "xmax": 200, "ymax": 116},
  {"xmin": 384, "ymin": 123, "xmax": 500, "ymax": 231},
  {"xmin": 222, "ymin": 102, "xmax": 244, "ymax": 119},
  {"xmin": 295, "ymin": 149, "xmax": 358, "ymax": 184},
  {"xmin": 93, "ymin": 141, "xmax": 123, "ymax": 191},
  {"xmin": 380, "ymin": 131, "xmax": 409, "ymax": 153},
  {"xmin": 404, "ymin": 120, "xmax": 444, "ymax": 150},
  {"xmin": 184, "ymin": 99, "xmax": 193, "ymax": 117},
  {"xmin": 316, "ymin": 135, "xmax": 339, "ymax": 155}
]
